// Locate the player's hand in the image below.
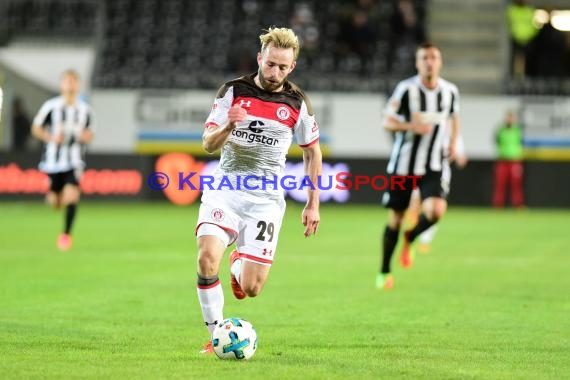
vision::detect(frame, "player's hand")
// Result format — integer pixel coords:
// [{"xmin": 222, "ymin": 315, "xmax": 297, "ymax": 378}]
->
[
  {"xmin": 411, "ymin": 112, "xmax": 432, "ymax": 135},
  {"xmin": 78, "ymin": 129, "xmax": 94, "ymax": 144},
  {"xmin": 448, "ymin": 141, "xmax": 457, "ymax": 162},
  {"xmin": 454, "ymin": 154, "xmax": 468, "ymax": 169},
  {"xmin": 302, "ymin": 206, "xmax": 320, "ymax": 237},
  {"xmin": 412, "ymin": 123, "xmax": 432, "ymax": 135},
  {"xmin": 50, "ymin": 134, "xmax": 63, "ymax": 145},
  {"xmin": 227, "ymin": 104, "xmax": 248, "ymax": 129}
]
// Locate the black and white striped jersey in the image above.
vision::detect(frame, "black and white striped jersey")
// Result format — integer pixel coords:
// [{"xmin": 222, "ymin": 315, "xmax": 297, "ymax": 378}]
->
[
  {"xmin": 384, "ymin": 75, "xmax": 460, "ymax": 176},
  {"xmin": 33, "ymin": 96, "xmax": 94, "ymax": 174}
]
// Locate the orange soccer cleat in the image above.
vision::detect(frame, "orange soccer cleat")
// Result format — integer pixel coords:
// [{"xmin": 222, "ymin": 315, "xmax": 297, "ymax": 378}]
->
[
  {"xmin": 200, "ymin": 340, "xmax": 214, "ymax": 354},
  {"xmin": 399, "ymin": 230, "xmax": 415, "ymax": 269},
  {"xmin": 375, "ymin": 273, "xmax": 394, "ymax": 290},
  {"xmin": 229, "ymin": 250, "xmax": 246, "ymax": 300}
]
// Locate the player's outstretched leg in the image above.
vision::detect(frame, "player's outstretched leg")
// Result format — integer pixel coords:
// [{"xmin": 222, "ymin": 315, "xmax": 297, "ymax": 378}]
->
[
  {"xmin": 196, "ymin": 232, "xmax": 228, "ymax": 353},
  {"xmin": 196, "ymin": 274, "xmax": 224, "ymax": 354},
  {"xmin": 399, "ymin": 230, "xmax": 415, "ymax": 268},
  {"xmin": 401, "ymin": 213, "xmax": 436, "ymax": 267},
  {"xmin": 229, "ymin": 250, "xmax": 246, "ymax": 300},
  {"xmin": 377, "ymin": 226, "xmax": 399, "ymax": 290},
  {"xmin": 57, "ymin": 185, "xmax": 79, "ymax": 251},
  {"xmin": 57, "ymin": 204, "xmax": 77, "ymax": 251}
]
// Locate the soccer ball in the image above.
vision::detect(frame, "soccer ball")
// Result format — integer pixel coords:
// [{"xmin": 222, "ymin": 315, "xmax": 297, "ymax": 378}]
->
[{"xmin": 212, "ymin": 317, "xmax": 257, "ymax": 360}]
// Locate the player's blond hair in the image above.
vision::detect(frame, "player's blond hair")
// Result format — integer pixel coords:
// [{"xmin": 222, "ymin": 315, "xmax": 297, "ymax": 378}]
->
[
  {"xmin": 61, "ymin": 69, "xmax": 80, "ymax": 80},
  {"xmin": 259, "ymin": 27, "xmax": 300, "ymax": 59}
]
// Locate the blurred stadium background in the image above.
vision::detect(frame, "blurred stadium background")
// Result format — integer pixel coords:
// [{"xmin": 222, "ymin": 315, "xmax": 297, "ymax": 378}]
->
[
  {"xmin": 0, "ymin": 0, "xmax": 569, "ymax": 379},
  {"xmin": 0, "ymin": 0, "xmax": 569, "ymax": 206}
]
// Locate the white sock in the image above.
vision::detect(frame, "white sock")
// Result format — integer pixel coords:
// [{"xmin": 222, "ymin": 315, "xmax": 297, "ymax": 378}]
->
[
  {"xmin": 196, "ymin": 281, "xmax": 224, "ymax": 334},
  {"xmin": 419, "ymin": 225, "xmax": 438, "ymax": 245},
  {"xmin": 230, "ymin": 258, "xmax": 243, "ymax": 285}
]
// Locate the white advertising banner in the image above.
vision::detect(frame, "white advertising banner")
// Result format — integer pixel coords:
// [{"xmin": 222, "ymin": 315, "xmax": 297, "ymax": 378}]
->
[{"xmin": 91, "ymin": 90, "xmax": 523, "ymax": 159}]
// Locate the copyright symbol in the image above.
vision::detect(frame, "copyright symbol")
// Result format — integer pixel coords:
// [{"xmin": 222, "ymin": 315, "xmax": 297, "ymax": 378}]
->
[{"xmin": 148, "ymin": 172, "xmax": 169, "ymax": 190}]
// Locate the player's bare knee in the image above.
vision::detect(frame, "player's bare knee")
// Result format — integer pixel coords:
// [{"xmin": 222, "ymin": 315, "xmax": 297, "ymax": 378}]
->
[
  {"xmin": 62, "ymin": 187, "xmax": 80, "ymax": 205},
  {"xmin": 388, "ymin": 210, "xmax": 405, "ymax": 229},
  {"xmin": 197, "ymin": 251, "xmax": 219, "ymax": 276},
  {"xmin": 430, "ymin": 214, "xmax": 442, "ymax": 223},
  {"xmin": 392, "ymin": 218, "xmax": 404, "ymax": 229},
  {"xmin": 66, "ymin": 194, "xmax": 80, "ymax": 205},
  {"xmin": 434, "ymin": 210, "xmax": 445, "ymax": 221},
  {"xmin": 61, "ymin": 199, "xmax": 76, "ymax": 207},
  {"xmin": 46, "ymin": 197, "xmax": 56, "ymax": 208},
  {"xmin": 46, "ymin": 194, "xmax": 61, "ymax": 209},
  {"xmin": 425, "ymin": 208, "xmax": 445, "ymax": 223},
  {"xmin": 433, "ymin": 205, "xmax": 447, "ymax": 221}
]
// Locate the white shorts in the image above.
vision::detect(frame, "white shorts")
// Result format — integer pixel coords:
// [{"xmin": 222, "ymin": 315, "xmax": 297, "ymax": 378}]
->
[{"xmin": 196, "ymin": 190, "xmax": 286, "ymax": 266}]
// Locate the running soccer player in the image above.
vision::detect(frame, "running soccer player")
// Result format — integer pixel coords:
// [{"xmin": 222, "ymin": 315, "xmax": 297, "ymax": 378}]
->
[
  {"xmin": 31, "ymin": 70, "xmax": 94, "ymax": 251},
  {"xmin": 376, "ymin": 43, "xmax": 461, "ymax": 290},
  {"xmin": 194, "ymin": 27, "xmax": 322, "ymax": 353}
]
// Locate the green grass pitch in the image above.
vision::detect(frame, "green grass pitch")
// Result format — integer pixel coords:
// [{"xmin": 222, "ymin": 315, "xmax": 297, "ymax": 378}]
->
[{"xmin": 1, "ymin": 201, "xmax": 568, "ymax": 379}]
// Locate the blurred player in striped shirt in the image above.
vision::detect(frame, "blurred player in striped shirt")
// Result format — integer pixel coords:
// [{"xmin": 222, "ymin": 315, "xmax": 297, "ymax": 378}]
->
[
  {"xmin": 31, "ymin": 70, "xmax": 95, "ymax": 251},
  {"xmin": 377, "ymin": 43, "xmax": 461, "ymax": 290}
]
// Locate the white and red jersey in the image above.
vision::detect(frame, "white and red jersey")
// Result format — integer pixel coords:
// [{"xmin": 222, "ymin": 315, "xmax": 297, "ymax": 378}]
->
[{"xmin": 204, "ymin": 74, "xmax": 319, "ymax": 201}]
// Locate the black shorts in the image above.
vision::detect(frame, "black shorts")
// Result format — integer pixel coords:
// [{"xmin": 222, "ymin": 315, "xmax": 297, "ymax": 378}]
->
[
  {"xmin": 48, "ymin": 170, "xmax": 79, "ymax": 193},
  {"xmin": 382, "ymin": 170, "xmax": 450, "ymax": 211}
]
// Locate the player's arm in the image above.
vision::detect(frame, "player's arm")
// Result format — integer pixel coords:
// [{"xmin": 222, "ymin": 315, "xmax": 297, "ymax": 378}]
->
[
  {"xmin": 31, "ymin": 123, "xmax": 54, "ymax": 143},
  {"xmin": 78, "ymin": 107, "xmax": 95, "ymax": 144},
  {"xmin": 294, "ymin": 93, "xmax": 321, "ymax": 237},
  {"xmin": 301, "ymin": 142, "xmax": 322, "ymax": 237},
  {"xmin": 383, "ymin": 115, "xmax": 432, "ymax": 135},
  {"xmin": 454, "ymin": 132, "xmax": 468, "ymax": 168},
  {"xmin": 203, "ymin": 105, "xmax": 247, "ymax": 153},
  {"xmin": 31, "ymin": 103, "xmax": 61, "ymax": 144},
  {"xmin": 448, "ymin": 114, "xmax": 461, "ymax": 161},
  {"xmin": 202, "ymin": 85, "xmax": 243, "ymax": 153},
  {"xmin": 448, "ymin": 86, "xmax": 461, "ymax": 161},
  {"xmin": 382, "ymin": 85, "xmax": 431, "ymax": 135}
]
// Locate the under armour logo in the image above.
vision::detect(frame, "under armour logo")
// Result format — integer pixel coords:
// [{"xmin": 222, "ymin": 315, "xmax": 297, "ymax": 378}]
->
[
  {"xmin": 262, "ymin": 248, "xmax": 273, "ymax": 256},
  {"xmin": 205, "ymin": 320, "xmax": 218, "ymax": 327},
  {"xmin": 239, "ymin": 100, "xmax": 251, "ymax": 108}
]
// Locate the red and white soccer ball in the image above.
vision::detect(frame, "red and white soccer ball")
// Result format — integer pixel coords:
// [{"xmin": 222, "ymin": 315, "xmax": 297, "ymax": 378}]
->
[{"xmin": 212, "ymin": 317, "xmax": 257, "ymax": 360}]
